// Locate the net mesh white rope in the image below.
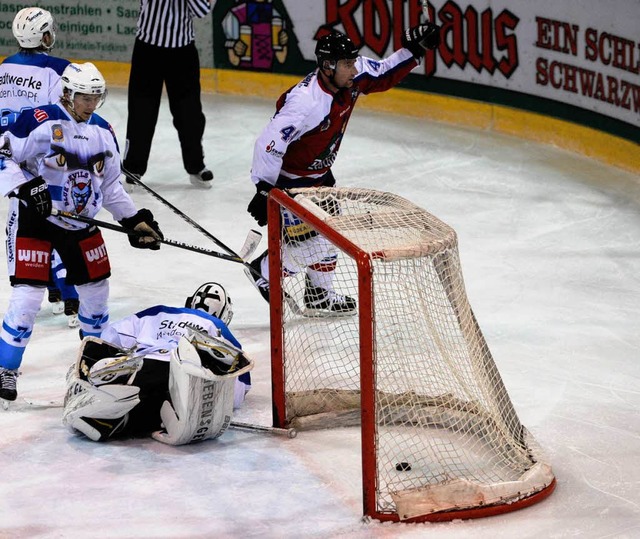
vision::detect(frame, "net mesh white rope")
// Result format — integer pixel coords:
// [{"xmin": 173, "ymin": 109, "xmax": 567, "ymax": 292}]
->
[{"xmin": 271, "ymin": 187, "xmax": 554, "ymax": 521}]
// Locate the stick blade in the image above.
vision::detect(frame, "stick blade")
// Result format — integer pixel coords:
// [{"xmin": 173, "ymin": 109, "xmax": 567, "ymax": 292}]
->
[{"xmin": 238, "ymin": 229, "xmax": 262, "ymax": 261}]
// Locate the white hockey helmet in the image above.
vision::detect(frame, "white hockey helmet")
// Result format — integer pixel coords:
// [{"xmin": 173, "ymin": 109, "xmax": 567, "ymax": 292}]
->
[
  {"xmin": 12, "ymin": 7, "xmax": 56, "ymax": 50},
  {"xmin": 61, "ymin": 62, "xmax": 107, "ymax": 108},
  {"xmin": 185, "ymin": 282, "xmax": 234, "ymax": 325}
]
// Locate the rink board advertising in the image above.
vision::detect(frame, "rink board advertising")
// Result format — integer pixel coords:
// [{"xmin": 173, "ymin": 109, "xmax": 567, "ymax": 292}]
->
[{"xmin": 0, "ymin": 1, "xmax": 638, "ymax": 142}]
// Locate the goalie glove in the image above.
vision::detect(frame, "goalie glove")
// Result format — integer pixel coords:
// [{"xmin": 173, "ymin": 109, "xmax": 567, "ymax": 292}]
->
[
  {"xmin": 402, "ymin": 22, "xmax": 441, "ymax": 57},
  {"xmin": 63, "ymin": 376, "xmax": 140, "ymax": 441},
  {"xmin": 119, "ymin": 208, "xmax": 164, "ymax": 250},
  {"xmin": 62, "ymin": 337, "xmax": 143, "ymax": 441},
  {"xmin": 151, "ymin": 335, "xmax": 254, "ymax": 446}
]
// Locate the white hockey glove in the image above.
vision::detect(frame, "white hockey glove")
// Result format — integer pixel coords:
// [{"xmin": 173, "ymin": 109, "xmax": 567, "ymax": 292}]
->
[
  {"xmin": 152, "ymin": 334, "xmax": 254, "ymax": 446},
  {"xmin": 62, "ymin": 337, "xmax": 143, "ymax": 442}
]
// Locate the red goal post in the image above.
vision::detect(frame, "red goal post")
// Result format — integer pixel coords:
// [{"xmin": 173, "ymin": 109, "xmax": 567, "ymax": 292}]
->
[{"xmin": 266, "ymin": 187, "xmax": 555, "ymax": 522}]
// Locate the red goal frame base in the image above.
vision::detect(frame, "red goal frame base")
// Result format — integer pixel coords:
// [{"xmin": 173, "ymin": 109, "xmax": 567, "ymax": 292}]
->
[{"xmin": 372, "ymin": 479, "xmax": 557, "ymax": 523}]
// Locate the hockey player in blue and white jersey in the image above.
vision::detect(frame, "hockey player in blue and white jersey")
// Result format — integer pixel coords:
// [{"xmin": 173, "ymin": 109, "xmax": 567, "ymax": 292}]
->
[
  {"xmin": 0, "ymin": 62, "xmax": 163, "ymax": 404},
  {"xmin": 0, "ymin": 7, "xmax": 80, "ymax": 328},
  {"xmin": 63, "ymin": 282, "xmax": 254, "ymax": 445},
  {"xmin": 0, "ymin": 7, "xmax": 68, "ymax": 128}
]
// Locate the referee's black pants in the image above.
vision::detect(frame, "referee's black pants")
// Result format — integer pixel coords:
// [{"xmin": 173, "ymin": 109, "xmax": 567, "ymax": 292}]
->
[{"xmin": 124, "ymin": 39, "xmax": 207, "ymax": 177}]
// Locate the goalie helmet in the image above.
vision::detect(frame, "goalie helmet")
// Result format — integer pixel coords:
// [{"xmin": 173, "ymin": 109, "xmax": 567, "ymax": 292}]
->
[
  {"xmin": 12, "ymin": 7, "xmax": 56, "ymax": 50},
  {"xmin": 61, "ymin": 62, "xmax": 107, "ymax": 108},
  {"xmin": 185, "ymin": 282, "xmax": 233, "ymax": 325},
  {"xmin": 315, "ymin": 30, "xmax": 359, "ymax": 69}
]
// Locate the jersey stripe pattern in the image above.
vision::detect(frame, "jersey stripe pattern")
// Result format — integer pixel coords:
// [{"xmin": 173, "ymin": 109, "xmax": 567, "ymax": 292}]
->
[{"xmin": 136, "ymin": 0, "xmax": 212, "ymax": 48}]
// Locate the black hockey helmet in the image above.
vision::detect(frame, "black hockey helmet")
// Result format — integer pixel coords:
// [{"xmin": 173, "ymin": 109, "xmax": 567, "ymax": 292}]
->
[{"xmin": 315, "ymin": 30, "xmax": 359, "ymax": 69}]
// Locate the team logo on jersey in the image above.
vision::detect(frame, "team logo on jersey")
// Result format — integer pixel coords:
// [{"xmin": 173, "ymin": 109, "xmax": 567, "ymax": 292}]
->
[
  {"xmin": 63, "ymin": 170, "xmax": 93, "ymax": 213},
  {"xmin": 33, "ymin": 109, "xmax": 48, "ymax": 123},
  {"xmin": 52, "ymin": 124, "xmax": 64, "ymax": 142}
]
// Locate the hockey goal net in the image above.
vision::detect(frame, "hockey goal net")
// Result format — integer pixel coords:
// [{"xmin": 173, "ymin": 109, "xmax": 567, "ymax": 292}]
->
[{"xmin": 267, "ymin": 187, "xmax": 555, "ymax": 522}]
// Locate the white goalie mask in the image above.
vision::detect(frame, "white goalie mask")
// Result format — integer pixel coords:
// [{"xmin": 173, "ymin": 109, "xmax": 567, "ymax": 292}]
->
[
  {"xmin": 61, "ymin": 62, "xmax": 107, "ymax": 109},
  {"xmin": 12, "ymin": 7, "xmax": 56, "ymax": 50},
  {"xmin": 185, "ymin": 282, "xmax": 233, "ymax": 325}
]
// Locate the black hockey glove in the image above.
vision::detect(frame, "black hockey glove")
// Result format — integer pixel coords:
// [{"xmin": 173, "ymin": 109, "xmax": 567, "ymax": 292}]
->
[
  {"xmin": 402, "ymin": 23, "xmax": 441, "ymax": 57},
  {"xmin": 119, "ymin": 209, "xmax": 164, "ymax": 250},
  {"xmin": 17, "ymin": 176, "xmax": 52, "ymax": 218},
  {"xmin": 247, "ymin": 181, "xmax": 274, "ymax": 227}
]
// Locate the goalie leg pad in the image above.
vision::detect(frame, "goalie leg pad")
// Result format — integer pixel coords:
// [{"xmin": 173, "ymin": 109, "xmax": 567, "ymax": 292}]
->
[{"xmin": 151, "ymin": 336, "xmax": 249, "ymax": 446}]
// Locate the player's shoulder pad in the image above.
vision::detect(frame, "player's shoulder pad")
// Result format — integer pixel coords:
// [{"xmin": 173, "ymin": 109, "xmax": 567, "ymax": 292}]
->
[
  {"xmin": 281, "ymin": 72, "xmax": 327, "ymax": 118},
  {"xmin": 45, "ymin": 55, "xmax": 71, "ymax": 75},
  {"xmin": 87, "ymin": 113, "xmax": 112, "ymax": 131},
  {"xmin": 88, "ymin": 114, "xmax": 120, "ymax": 149},
  {"xmin": 8, "ymin": 104, "xmax": 65, "ymax": 137},
  {"xmin": 1, "ymin": 52, "xmax": 68, "ymax": 75}
]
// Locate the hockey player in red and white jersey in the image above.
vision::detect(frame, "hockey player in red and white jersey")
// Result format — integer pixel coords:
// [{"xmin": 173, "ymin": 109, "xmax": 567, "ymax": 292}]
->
[
  {"xmin": 0, "ymin": 62, "xmax": 163, "ymax": 404},
  {"xmin": 246, "ymin": 24, "xmax": 440, "ymax": 313},
  {"xmin": 62, "ymin": 282, "xmax": 253, "ymax": 445},
  {"xmin": 0, "ymin": 7, "xmax": 80, "ymax": 328}
]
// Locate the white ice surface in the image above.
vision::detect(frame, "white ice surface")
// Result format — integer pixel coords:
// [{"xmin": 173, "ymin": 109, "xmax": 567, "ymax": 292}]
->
[{"xmin": 0, "ymin": 89, "xmax": 638, "ymax": 538}]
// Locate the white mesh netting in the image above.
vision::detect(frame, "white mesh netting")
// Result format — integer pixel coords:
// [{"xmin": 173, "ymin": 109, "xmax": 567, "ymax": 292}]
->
[{"xmin": 272, "ymin": 188, "xmax": 554, "ymax": 520}]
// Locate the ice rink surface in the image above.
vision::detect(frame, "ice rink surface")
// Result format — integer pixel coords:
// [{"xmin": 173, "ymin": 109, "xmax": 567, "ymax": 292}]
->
[{"xmin": 0, "ymin": 88, "xmax": 638, "ymax": 538}]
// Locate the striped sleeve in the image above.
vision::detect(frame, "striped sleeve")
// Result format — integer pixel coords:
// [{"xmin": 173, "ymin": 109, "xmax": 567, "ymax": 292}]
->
[
  {"xmin": 354, "ymin": 49, "xmax": 419, "ymax": 95},
  {"xmin": 137, "ymin": 0, "xmax": 210, "ymax": 48}
]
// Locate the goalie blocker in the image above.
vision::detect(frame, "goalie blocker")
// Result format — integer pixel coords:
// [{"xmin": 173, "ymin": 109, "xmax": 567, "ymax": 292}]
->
[{"xmin": 63, "ymin": 332, "xmax": 253, "ymax": 445}]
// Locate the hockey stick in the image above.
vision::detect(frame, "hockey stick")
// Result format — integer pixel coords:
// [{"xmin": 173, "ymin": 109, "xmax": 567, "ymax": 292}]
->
[
  {"xmin": 1, "ymin": 397, "xmax": 62, "ymax": 410},
  {"xmin": 121, "ymin": 166, "xmax": 265, "ymax": 280},
  {"xmin": 51, "ymin": 209, "xmax": 251, "ymax": 265},
  {"xmin": 420, "ymin": 0, "xmax": 431, "ymax": 20},
  {"xmin": 122, "ymin": 166, "xmax": 238, "ymax": 255},
  {"xmin": 229, "ymin": 420, "xmax": 297, "ymax": 438}
]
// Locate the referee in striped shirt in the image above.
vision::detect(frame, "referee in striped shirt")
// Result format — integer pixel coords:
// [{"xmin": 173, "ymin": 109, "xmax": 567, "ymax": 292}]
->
[{"xmin": 123, "ymin": 0, "xmax": 214, "ymax": 189}]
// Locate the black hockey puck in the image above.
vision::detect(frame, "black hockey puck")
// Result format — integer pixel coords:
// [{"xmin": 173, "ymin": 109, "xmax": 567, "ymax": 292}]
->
[{"xmin": 395, "ymin": 462, "xmax": 412, "ymax": 471}]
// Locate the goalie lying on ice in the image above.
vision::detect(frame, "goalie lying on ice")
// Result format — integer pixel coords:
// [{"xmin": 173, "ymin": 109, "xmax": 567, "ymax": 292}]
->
[{"xmin": 62, "ymin": 331, "xmax": 253, "ymax": 445}]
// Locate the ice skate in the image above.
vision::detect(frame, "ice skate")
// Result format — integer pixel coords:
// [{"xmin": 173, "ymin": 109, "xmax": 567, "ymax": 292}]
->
[
  {"xmin": 303, "ymin": 276, "xmax": 356, "ymax": 316},
  {"xmin": 65, "ymin": 299, "xmax": 80, "ymax": 329},
  {"xmin": 48, "ymin": 287, "xmax": 64, "ymax": 314},
  {"xmin": 0, "ymin": 367, "xmax": 19, "ymax": 408}
]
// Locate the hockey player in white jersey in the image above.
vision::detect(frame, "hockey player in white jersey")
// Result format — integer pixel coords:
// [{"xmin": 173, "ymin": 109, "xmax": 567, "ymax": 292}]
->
[
  {"xmin": 0, "ymin": 62, "xmax": 163, "ymax": 404},
  {"xmin": 0, "ymin": 7, "xmax": 80, "ymax": 328},
  {"xmin": 0, "ymin": 7, "xmax": 67, "ymax": 125},
  {"xmin": 246, "ymin": 24, "xmax": 440, "ymax": 314},
  {"xmin": 63, "ymin": 282, "xmax": 254, "ymax": 445}
]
